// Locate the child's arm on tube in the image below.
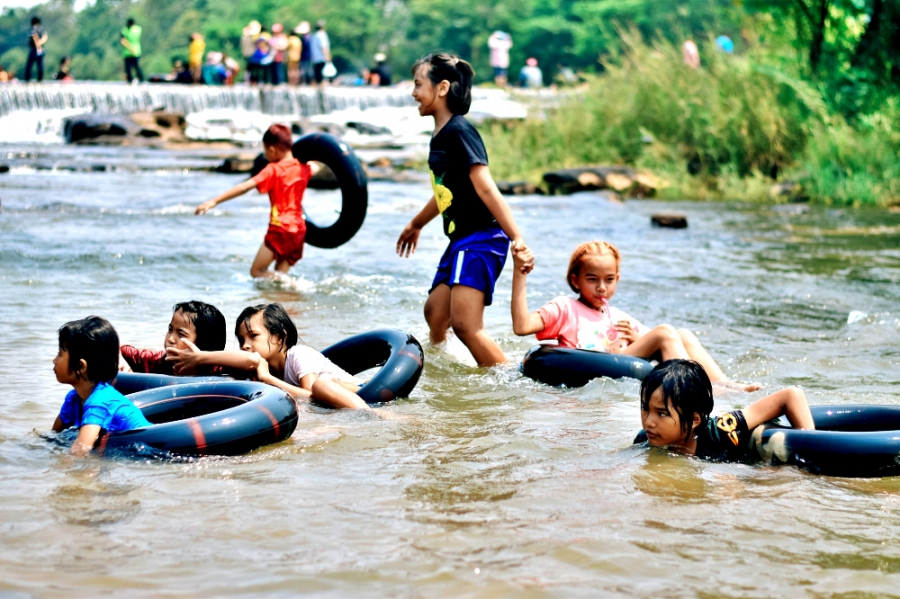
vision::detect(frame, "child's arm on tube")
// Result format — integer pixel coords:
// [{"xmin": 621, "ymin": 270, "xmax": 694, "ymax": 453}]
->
[
  {"xmin": 396, "ymin": 196, "xmax": 439, "ymax": 257},
  {"xmin": 742, "ymin": 387, "xmax": 815, "ymax": 430},
  {"xmin": 195, "ymin": 178, "xmax": 258, "ymax": 215},
  {"xmin": 470, "ymin": 164, "xmax": 533, "ymax": 273},
  {"xmin": 511, "ymin": 246, "xmax": 545, "ymax": 336},
  {"xmin": 255, "ymin": 358, "xmax": 312, "ymax": 399},
  {"xmin": 165, "ymin": 339, "xmax": 260, "ymax": 374}
]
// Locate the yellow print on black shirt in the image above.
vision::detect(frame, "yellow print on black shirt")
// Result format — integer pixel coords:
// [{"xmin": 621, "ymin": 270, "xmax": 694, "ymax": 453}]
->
[
  {"xmin": 716, "ymin": 413, "xmax": 741, "ymax": 446},
  {"xmin": 431, "ymin": 172, "xmax": 455, "ymax": 234}
]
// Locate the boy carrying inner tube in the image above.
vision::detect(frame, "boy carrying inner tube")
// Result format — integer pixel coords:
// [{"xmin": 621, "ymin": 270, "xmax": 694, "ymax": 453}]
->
[{"xmin": 195, "ymin": 124, "xmax": 321, "ymax": 278}]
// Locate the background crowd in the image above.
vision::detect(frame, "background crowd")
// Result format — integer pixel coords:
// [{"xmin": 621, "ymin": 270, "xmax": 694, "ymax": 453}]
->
[{"xmin": 0, "ymin": 14, "xmax": 555, "ymax": 89}]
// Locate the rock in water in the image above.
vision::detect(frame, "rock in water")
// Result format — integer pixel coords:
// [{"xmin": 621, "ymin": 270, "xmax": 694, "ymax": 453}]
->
[{"xmin": 651, "ymin": 214, "xmax": 687, "ymax": 229}]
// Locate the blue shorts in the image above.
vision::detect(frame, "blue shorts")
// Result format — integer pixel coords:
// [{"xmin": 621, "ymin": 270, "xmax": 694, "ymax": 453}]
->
[{"xmin": 430, "ymin": 228, "xmax": 509, "ymax": 306}]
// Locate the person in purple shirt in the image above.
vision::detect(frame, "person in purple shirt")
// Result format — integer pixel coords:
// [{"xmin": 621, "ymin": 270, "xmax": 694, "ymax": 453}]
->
[{"xmin": 51, "ymin": 316, "xmax": 151, "ymax": 456}]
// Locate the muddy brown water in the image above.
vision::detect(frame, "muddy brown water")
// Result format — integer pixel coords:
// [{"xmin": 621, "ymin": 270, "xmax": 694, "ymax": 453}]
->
[{"xmin": 2, "ymin": 146, "xmax": 900, "ymax": 596}]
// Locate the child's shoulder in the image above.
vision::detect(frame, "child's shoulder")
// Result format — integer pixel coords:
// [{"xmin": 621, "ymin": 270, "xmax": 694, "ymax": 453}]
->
[{"xmin": 87, "ymin": 381, "xmax": 128, "ymax": 405}]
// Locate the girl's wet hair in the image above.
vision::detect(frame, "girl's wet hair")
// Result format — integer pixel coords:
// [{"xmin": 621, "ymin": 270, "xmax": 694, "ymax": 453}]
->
[
  {"xmin": 58, "ymin": 316, "xmax": 120, "ymax": 383},
  {"xmin": 640, "ymin": 360, "xmax": 714, "ymax": 442},
  {"xmin": 173, "ymin": 301, "xmax": 226, "ymax": 352},
  {"xmin": 566, "ymin": 240, "xmax": 621, "ymax": 293},
  {"xmin": 235, "ymin": 303, "xmax": 298, "ymax": 354},
  {"xmin": 411, "ymin": 52, "xmax": 474, "ymax": 115}
]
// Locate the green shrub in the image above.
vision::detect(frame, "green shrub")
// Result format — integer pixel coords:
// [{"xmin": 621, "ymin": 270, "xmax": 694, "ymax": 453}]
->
[{"xmin": 483, "ymin": 31, "xmax": 898, "ymax": 206}]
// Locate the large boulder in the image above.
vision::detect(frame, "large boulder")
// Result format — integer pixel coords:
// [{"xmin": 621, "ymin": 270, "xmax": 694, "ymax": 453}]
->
[{"xmin": 63, "ymin": 114, "xmax": 139, "ymax": 143}]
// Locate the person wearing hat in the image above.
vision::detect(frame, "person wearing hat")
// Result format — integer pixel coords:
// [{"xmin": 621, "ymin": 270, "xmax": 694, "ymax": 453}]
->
[
  {"xmin": 518, "ymin": 56, "xmax": 543, "ymax": 89},
  {"xmin": 370, "ymin": 52, "xmax": 391, "ymax": 87},
  {"xmin": 241, "ymin": 20, "xmax": 261, "ymax": 82},
  {"xmin": 287, "ymin": 24, "xmax": 303, "ymax": 85},
  {"xmin": 309, "ymin": 19, "xmax": 331, "ymax": 86},
  {"xmin": 488, "ymin": 31, "xmax": 512, "ymax": 87}
]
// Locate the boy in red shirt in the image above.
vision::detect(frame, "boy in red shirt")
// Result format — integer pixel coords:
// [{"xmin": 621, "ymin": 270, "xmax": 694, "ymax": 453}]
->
[{"xmin": 196, "ymin": 124, "xmax": 320, "ymax": 277}]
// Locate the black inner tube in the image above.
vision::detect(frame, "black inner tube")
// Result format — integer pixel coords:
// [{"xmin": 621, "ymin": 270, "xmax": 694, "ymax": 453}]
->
[
  {"xmin": 101, "ymin": 378, "xmax": 298, "ymax": 457},
  {"xmin": 521, "ymin": 344, "xmax": 654, "ymax": 387},
  {"xmin": 292, "ymin": 132, "xmax": 368, "ymax": 249},
  {"xmin": 321, "ymin": 329, "xmax": 424, "ymax": 404}
]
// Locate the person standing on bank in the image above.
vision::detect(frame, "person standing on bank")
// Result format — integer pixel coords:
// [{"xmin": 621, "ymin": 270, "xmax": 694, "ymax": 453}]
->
[
  {"xmin": 396, "ymin": 53, "xmax": 533, "ymax": 367},
  {"xmin": 309, "ymin": 20, "xmax": 331, "ymax": 86},
  {"xmin": 121, "ymin": 18, "xmax": 143, "ymax": 83},
  {"xmin": 25, "ymin": 16, "xmax": 48, "ymax": 83}
]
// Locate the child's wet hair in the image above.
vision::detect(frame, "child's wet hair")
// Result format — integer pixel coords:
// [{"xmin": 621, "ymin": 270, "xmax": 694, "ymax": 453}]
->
[
  {"xmin": 173, "ymin": 301, "xmax": 226, "ymax": 352},
  {"xmin": 567, "ymin": 241, "xmax": 621, "ymax": 293},
  {"xmin": 411, "ymin": 52, "xmax": 474, "ymax": 115},
  {"xmin": 640, "ymin": 359, "xmax": 714, "ymax": 442},
  {"xmin": 262, "ymin": 124, "xmax": 293, "ymax": 150},
  {"xmin": 58, "ymin": 316, "xmax": 120, "ymax": 383},
  {"xmin": 234, "ymin": 303, "xmax": 298, "ymax": 354}
]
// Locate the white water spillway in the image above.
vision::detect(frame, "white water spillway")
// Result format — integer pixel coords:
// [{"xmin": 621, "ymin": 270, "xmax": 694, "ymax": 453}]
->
[{"xmin": 0, "ymin": 82, "xmax": 530, "ymax": 145}]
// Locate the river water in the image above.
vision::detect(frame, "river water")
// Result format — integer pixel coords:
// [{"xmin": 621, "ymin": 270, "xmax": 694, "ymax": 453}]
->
[{"xmin": 2, "ymin": 144, "xmax": 900, "ymax": 597}]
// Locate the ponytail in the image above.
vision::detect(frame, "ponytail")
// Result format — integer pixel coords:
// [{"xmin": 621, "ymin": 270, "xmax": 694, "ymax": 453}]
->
[{"xmin": 411, "ymin": 52, "xmax": 474, "ymax": 115}]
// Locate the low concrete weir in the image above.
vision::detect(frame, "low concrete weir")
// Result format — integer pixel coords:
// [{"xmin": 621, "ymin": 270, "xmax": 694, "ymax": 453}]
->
[{"xmin": 0, "ymin": 82, "xmax": 417, "ymax": 119}]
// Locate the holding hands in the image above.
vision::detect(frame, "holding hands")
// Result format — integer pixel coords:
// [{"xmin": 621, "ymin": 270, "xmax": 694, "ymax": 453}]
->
[{"xmin": 511, "ymin": 239, "xmax": 534, "ymax": 274}]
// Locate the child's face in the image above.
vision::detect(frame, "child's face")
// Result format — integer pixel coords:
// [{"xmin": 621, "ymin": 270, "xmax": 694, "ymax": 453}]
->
[
  {"xmin": 164, "ymin": 310, "xmax": 198, "ymax": 350},
  {"xmin": 570, "ymin": 254, "xmax": 620, "ymax": 309},
  {"xmin": 53, "ymin": 346, "xmax": 79, "ymax": 385},
  {"xmin": 412, "ymin": 65, "xmax": 446, "ymax": 117},
  {"xmin": 236, "ymin": 312, "xmax": 280, "ymax": 359},
  {"xmin": 641, "ymin": 388, "xmax": 687, "ymax": 447}
]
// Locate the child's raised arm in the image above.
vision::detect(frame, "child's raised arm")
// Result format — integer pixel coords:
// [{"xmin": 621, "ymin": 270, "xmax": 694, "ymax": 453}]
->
[
  {"xmin": 743, "ymin": 387, "xmax": 815, "ymax": 430},
  {"xmin": 165, "ymin": 339, "xmax": 260, "ymax": 374},
  {"xmin": 195, "ymin": 178, "xmax": 258, "ymax": 215},
  {"xmin": 511, "ymin": 246, "xmax": 546, "ymax": 336}
]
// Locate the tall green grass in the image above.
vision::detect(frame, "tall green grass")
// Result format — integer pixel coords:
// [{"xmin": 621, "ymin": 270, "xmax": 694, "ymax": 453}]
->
[{"xmin": 483, "ymin": 33, "xmax": 900, "ymax": 207}]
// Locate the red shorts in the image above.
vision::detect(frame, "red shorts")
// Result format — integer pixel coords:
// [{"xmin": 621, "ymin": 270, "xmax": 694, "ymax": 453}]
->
[{"xmin": 264, "ymin": 226, "xmax": 305, "ymax": 265}]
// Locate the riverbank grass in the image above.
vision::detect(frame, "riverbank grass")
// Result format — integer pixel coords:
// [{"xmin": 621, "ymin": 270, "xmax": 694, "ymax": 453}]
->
[{"xmin": 483, "ymin": 36, "xmax": 900, "ymax": 207}]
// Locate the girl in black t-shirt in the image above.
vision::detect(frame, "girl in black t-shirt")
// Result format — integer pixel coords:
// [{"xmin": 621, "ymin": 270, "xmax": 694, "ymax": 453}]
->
[
  {"xmin": 396, "ymin": 53, "xmax": 533, "ymax": 366},
  {"xmin": 636, "ymin": 360, "xmax": 814, "ymax": 462}
]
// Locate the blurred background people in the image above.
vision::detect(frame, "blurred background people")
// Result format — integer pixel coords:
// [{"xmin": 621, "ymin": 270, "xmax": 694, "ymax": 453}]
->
[
  {"xmin": 121, "ymin": 18, "xmax": 143, "ymax": 83},
  {"xmin": 189, "ymin": 32, "xmax": 205, "ymax": 83},
  {"xmin": 518, "ymin": 57, "xmax": 543, "ymax": 88},
  {"xmin": 52, "ymin": 56, "xmax": 74, "ymax": 82},
  {"xmin": 371, "ymin": 52, "xmax": 391, "ymax": 86},
  {"xmin": 488, "ymin": 30, "xmax": 512, "ymax": 87},
  {"xmin": 25, "ymin": 16, "xmax": 48, "ymax": 82}
]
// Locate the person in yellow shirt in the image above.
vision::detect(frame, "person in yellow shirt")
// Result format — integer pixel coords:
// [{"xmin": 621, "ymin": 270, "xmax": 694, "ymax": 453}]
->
[
  {"xmin": 189, "ymin": 33, "xmax": 205, "ymax": 83},
  {"xmin": 287, "ymin": 25, "xmax": 303, "ymax": 85}
]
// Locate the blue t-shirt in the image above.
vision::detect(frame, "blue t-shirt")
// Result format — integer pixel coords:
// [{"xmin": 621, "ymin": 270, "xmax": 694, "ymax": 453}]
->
[{"xmin": 58, "ymin": 382, "xmax": 151, "ymax": 433}]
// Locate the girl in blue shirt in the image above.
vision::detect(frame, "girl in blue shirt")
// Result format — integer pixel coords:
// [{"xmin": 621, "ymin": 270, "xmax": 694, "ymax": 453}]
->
[
  {"xmin": 52, "ymin": 316, "xmax": 151, "ymax": 456},
  {"xmin": 396, "ymin": 52, "xmax": 533, "ymax": 366}
]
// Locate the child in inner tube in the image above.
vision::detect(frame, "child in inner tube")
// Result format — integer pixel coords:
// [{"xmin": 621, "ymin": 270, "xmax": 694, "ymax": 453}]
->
[
  {"xmin": 118, "ymin": 300, "xmax": 228, "ymax": 376},
  {"xmin": 396, "ymin": 52, "xmax": 533, "ymax": 367},
  {"xmin": 636, "ymin": 359, "xmax": 813, "ymax": 460},
  {"xmin": 52, "ymin": 317, "xmax": 151, "ymax": 456},
  {"xmin": 194, "ymin": 124, "xmax": 321, "ymax": 279},
  {"xmin": 166, "ymin": 303, "xmax": 371, "ymax": 410},
  {"xmin": 511, "ymin": 240, "xmax": 759, "ymax": 392}
]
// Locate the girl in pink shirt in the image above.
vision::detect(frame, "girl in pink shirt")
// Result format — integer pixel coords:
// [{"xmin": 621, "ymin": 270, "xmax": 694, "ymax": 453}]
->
[{"xmin": 512, "ymin": 241, "xmax": 759, "ymax": 391}]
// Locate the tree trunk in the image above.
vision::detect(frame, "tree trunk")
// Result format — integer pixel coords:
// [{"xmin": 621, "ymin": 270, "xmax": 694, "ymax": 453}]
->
[{"xmin": 809, "ymin": 0, "xmax": 829, "ymax": 74}]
